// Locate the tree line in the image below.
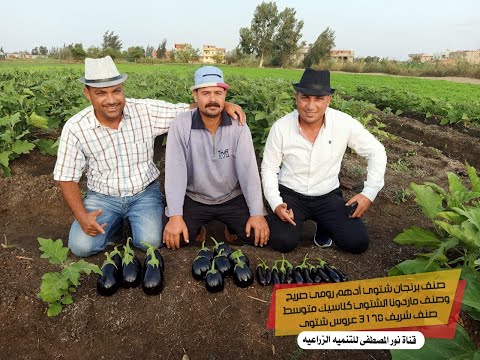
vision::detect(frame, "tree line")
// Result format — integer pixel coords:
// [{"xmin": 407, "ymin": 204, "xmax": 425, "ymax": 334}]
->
[{"xmin": 9, "ymin": 1, "xmax": 337, "ymax": 68}]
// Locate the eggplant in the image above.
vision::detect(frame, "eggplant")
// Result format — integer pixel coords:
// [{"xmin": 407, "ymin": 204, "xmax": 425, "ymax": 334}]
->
[
  {"xmin": 205, "ymin": 261, "xmax": 224, "ymax": 293},
  {"xmin": 330, "ymin": 265, "xmax": 348, "ymax": 282},
  {"xmin": 192, "ymin": 256, "xmax": 211, "ymax": 280},
  {"xmin": 293, "ymin": 267, "xmax": 304, "ymax": 284},
  {"xmin": 279, "ymin": 268, "xmax": 287, "ymax": 284},
  {"xmin": 122, "ymin": 237, "xmax": 142, "ymax": 288},
  {"xmin": 309, "ymin": 267, "xmax": 324, "ymax": 283},
  {"xmin": 316, "ymin": 258, "xmax": 341, "ymax": 283},
  {"xmin": 97, "ymin": 251, "xmax": 122, "ymax": 296},
  {"xmin": 213, "ymin": 249, "xmax": 233, "ymax": 277},
  {"xmin": 323, "ymin": 264, "xmax": 342, "ymax": 283},
  {"xmin": 110, "ymin": 246, "xmax": 123, "ymax": 276},
  {"xmin": 197, "ymin": 240, "xmax": 214, "ymax": 261},
  {"xmin": 285, "ymin": 267, "xmax": 293, "ymax": 284},
  {"xmin": 233, "ymin": 261, "xmax": 254, "ymax": 288},
  {"xmin": 141, "ymin": 243, "xmax": 164, "ymax": 295},
  {"xmin": 315, "ymin": 266, "xmax": 330, "ymax": 282},
  {"xmin": 271, "ymin": 267, "xmax": 281, "ymax": 285},
  {"xmin": 256, "ymin": 260, "xmax": 271, "ymax": 286},
  {"xmin": 211, "ymin": 237, "xmax": 233, "ymax": 258},
  {"xmin": 302, "ymin": 268, "xmax": 314, "ymax": 284},
  {"xmin": 229, "ymin": 249, "xmax": 250, "ymax": 267}
]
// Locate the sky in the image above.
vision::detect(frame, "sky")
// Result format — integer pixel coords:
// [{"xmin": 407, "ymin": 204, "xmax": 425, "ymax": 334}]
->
[{"xmin": 1, "ymin": 0, "xmax": 479, "ymax": 60}]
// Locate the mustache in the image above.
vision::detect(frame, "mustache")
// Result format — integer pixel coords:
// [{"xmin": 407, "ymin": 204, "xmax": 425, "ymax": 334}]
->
[{"xmin": 205, "ymin": 102, "xmax": 221, "ymax": 108}]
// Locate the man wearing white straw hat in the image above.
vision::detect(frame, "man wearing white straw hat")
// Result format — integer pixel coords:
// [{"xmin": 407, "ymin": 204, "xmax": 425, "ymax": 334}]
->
[{"xmin": 54, "ymin": 56, "xmax": 245, "ymax": 257}]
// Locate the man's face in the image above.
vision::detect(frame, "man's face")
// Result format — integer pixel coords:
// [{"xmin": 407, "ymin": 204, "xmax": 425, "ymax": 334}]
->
[
  {"xmin": 295, "ymin": 92, "xmax": 332, "ymax": 125},
  {"xmin": 193, "ymin": 86, "xmax": 226, "ymax": 119},
  {"xmin": 83, "ymin": 84, "xmax": 126, "ymax": 123}
]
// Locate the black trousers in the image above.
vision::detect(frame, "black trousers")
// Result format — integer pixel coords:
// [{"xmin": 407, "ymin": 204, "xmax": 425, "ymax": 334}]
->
[
  {"xmin": 267, "ymin": 186, "xmax": 369, "ymax": 254},
  {"xmin": 177, "ymin": 194, "xmax": 255, "ymax": 245}
]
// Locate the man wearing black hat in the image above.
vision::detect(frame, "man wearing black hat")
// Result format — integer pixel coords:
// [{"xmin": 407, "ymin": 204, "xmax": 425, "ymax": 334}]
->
[{"xmin": 261, "ymin": 68, "xmax": 387, "ymax": 254}]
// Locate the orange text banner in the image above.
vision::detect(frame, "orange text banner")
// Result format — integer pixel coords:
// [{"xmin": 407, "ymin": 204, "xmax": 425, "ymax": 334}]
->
[{"xmin": 275, "ymin": 269, "xmax": 461, "ymax": 336}]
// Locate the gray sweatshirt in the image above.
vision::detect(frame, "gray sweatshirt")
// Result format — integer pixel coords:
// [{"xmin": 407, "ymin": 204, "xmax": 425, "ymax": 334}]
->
[{"xmin": 165, "ymin": 109, "xmax": 266, "ymax": 217}]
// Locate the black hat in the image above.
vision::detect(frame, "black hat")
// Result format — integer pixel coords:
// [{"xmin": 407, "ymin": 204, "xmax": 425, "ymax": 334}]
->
[{"xmin": 292, "ymin": 68, "xmax": 335, "ymax": 96}]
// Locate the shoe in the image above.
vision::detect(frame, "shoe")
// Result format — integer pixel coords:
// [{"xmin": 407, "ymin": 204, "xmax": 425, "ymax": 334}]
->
[
  {"xmin": 195, "ymin": 226, "xmax": 207, "ymax": 242},
  {"xmin": 313, "ymin": 233, "xmax": 333, "ymax": 248}
]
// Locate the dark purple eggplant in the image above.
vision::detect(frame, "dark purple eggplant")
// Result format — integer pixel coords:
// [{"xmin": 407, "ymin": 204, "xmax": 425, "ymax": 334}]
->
[
  {"xmin": 211, "ymin": 237, "xmax": 233, "ymax": 258},
  {"xmin": 233, "ymin": 260, "xmax": 254, "ymax": 288},
  {"xmin": 315, "ymin": 266, "xmax": 330, "ymax": 282},
  {"xmin": 213, "ymin": 249, "xmax": 233, "ymax": 277},
  {"xmin": 197, "ymin": 240, "xmax": 214, "ymax": 261},
  {"xmin": 122, "ymin": 238, "xmax": 142, "ymax": 288},
  {"xmin": 317, "ymin": 258, "xmax": 341, "ymax": 283},
  {"xmin": 110, "ymin": 246, "xmax": 123, "ymax": 276},
  {"xmin": 256, "ymin": 260, "xmax": 271, "ymax": 286},
  {"xmin": 293, "ymin": 267, "xmax": 304, "ymax": 284},
  {"xmin": 285, "ymin": 267, "xmax": 293, "ymax": 284},
  {"xmin": 308, "ymin": 266, "xmax": 324, "ymax": 283},
  {"xmin": 330, "ymin": 265, "xmax": 347, "ymax": 282},
  {"xmin": 192, "ymin": 256, "xmax": 211, "ymax": 280},
  {"xmin": 276, "ymin": 255, "xmax": 294, "ymax": 284},
  {"xmin": 302, "ymin": 268, "xmax": 314, "ymax": 283},
  {"xmin": 205, "ymin": 261, "xmax": 224, "ymax": 293},
  {"xmin": 141, "ymin": 243, "xmax": 164, "ymax": 295},
  {"xmin": 229, "ymin": 249, "xmax": 250, "ymax": 267},
  {"xmin": 97, "ymin": 251, "xmax": 122, "ymax": 296},
  {"xmin": 271, "ymin": 267, "xmax": 281, "ymax": 285}
]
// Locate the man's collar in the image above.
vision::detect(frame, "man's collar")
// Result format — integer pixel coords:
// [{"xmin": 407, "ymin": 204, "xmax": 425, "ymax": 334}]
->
[{"xmin": 191, "ymin": 109, "xmax": 232, "ymax": 129}]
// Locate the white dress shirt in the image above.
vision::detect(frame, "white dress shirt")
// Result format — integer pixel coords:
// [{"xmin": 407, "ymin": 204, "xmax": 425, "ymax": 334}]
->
[{"xmin": 261, "ymin": 107, "xmax": 387, "ymax": 212}]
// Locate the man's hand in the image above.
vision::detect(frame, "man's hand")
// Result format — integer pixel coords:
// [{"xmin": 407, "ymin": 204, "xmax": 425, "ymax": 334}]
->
[
  {"xmin": 274, "ymin": 203, "xmax": 296, "ymax": 226},
  {"xmin": 77, "ymin": 209, "xmax": 107, "ymax": 237},
  {"xmin": 224, "ymin": 102, "xmax": 246, "ymax": 125},
  {"xmin": 346, "ymin": 194, "xmax": 373, "ymax": 218},
  {"xmin": 245, "ymin": 216, "xmax": 270, "ymax": 247},
  {"xmin": 163, "ymin": 215, "xmax": 189, "ymax": 250}
]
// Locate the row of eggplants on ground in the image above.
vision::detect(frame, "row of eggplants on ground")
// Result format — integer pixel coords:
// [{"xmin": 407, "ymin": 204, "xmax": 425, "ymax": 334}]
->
[
  {"xmin": 97, "ymin": 238, "xmax": 164, "ymax": 296},
  {"xmin": 256, "ymin": 254, "xmax": 347, "ymax": 286},
  {"xmin": 192, "ymin": 238, "xmax": 254, "ymax": 292}
]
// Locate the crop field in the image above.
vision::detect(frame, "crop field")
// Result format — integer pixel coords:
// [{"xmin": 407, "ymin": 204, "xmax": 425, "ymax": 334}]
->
[{"xmin": 0, "ymin": 62, "xmax": 479, "ymax": 360}]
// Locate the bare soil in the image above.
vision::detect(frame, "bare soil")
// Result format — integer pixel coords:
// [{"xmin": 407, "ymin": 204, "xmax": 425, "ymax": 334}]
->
[{"xmin": 1, "ymin": 112, "xmax": 479, "ymax": 360}]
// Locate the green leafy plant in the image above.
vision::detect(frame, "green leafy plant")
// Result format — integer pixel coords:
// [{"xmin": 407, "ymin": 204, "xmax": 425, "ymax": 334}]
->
[
  {"xmin": 37, "ymin": 237, "xmax": 101, "ymax": 317},
  {"xmin": 389, "ymin": 164, "xmax": 480, "ymax": 358},
  {"xmin": 391, "ymin": 187, "xmax": 412, "ymax": 205}
]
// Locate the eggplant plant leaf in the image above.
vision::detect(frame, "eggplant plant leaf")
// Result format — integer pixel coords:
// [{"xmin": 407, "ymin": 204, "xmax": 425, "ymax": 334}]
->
[
  {"xmin": 411, "ymin": 183, "xmax": 444, "ymax": 220},
  {"xmin": 38, "ymin": 238, "xmax": 68, "ymax": 265},
  {"xmin": 391, "ymin": 324, "xmax": 476, "ymax": 360},
  {"xmin": 393, "ymin": 226, "xmax": 441, "ymax": 247}
]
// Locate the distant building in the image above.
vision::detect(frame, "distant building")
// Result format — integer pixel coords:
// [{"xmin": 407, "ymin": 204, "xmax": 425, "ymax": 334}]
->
[
  {"xmin": 292, "ymin": 45, "xmax": 310, "ymax": 65},
  {"xmin": 292, "ymin": 46, "xmax": 355, "ymax": 65},
  {"xmin": 448, "ymin": 50, "xmax": 480, "ymax": 64},
  {"xmin": 408, "ymin": 53, "xmax": 433, "ymax": 63},
  {"xmin": 330, "ymin": 49, "xmax": 354, "ymax": 63},
  {"xmin": 174, "ymin": 43, "xmax": 191, "ymax": 51},
  {"xmin": 4, "ymin": 52, "xmax": 43, "ymax": 59},
  {"xmin": 408, "ymin": 49, "xmax": 480, "ymax": 64},
  {"xmin": 202, "ymin": 44, "xmax": 226, "ymax": 64}
]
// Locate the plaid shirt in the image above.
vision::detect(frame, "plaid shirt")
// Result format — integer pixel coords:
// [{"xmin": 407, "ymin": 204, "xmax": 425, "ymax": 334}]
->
[{"xmin": 54, "ymin": 98, "xmax": 190, "ymax": 197}]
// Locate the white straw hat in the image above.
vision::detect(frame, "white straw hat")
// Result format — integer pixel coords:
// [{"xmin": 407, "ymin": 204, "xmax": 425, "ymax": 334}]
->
[{"xmin": 79, "ymin": 56, "xmax": 127, "ymax": 87}]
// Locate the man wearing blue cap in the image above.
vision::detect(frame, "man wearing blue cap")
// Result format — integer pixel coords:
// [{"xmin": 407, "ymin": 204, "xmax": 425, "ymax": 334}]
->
[
  {"xmin": 54, "ymin": 57, "xmax": 245, "ymax": 257},
  {"xmin": 163, "ymin": 66, "xmax": 269, "ymax": 249},
  {"xmin": 261, "ymin": 68, "xmax": 387, "ymax": 254}
]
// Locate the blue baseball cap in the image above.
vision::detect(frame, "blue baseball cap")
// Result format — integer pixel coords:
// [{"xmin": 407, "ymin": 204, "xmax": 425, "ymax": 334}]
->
[{"xmin": 190, "ymin": 66, "xmax": 230, "ymax": 91}]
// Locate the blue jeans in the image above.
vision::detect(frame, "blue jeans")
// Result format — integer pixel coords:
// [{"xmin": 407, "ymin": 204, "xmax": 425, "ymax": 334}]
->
[{"xmin": 68, "ymin": 182, "xmax": 164, "ymax": 257}]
